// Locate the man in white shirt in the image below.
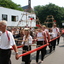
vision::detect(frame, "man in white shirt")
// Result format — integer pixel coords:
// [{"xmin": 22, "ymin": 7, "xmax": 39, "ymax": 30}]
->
[
  {"xmin": 52, "ymin": 24, "xmax": 60, "ymax": 50},
  {"xmin": 0, "ymin": 20, "xmax": 19, "ymax": 64},
  {"xmin": 52, "ymin": 24, "xmax": 60, "ymax": 37}
]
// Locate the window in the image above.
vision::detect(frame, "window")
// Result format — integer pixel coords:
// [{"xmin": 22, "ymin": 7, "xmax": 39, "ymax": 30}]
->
[
  {"xmin": 28, "ymin": 16, "xmax": 34, "ymax": 19},
  {"xmin": 11, "ymin": 16, "xmax": 16, "ymax": 22},
  {"xmin": 2, "ymin": 14, "xmax": 7, "ymax": 21}
]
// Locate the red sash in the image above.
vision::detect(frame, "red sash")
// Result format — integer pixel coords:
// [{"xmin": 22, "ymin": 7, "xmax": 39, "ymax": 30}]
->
[{"xmin": 6, "ymin": 30, "xmax": 10, "ymax": 42}]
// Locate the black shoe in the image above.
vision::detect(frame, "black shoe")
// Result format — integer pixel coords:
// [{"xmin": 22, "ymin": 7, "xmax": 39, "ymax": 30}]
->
[
  {"xmin": 49, "ymin": 51, "xmax": 52, "ymax": 53},
  {"xmin": 53, "ymin": 48, "xmax": 55, "ymax": 50}
]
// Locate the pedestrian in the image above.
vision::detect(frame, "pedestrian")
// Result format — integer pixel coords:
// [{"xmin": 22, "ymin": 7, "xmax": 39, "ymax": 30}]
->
[
  {"xmin": 42, "ymin": 25, "xmax": 50, "ymax": 54},
  {"xmin": 21, "ymin": 28, "xmax": 32, "ymax": 64},
  {"xmin": 52, "ymin": 24, "xmax": 60, "ymax": 49},
  {"xmin": 49, "ymin": 28, "xmax": 56, "ymax": 53},
  {"xmin": 42, "ymin": 25, "xmax": 50, "ymax": 43},
  {"xmin": 35, "ymin": 27, "xmax": 47, "ymax": 64},
  {"xmin": 61, "ymin": 28, "xmax": 64, "ymax": 41},
  {"xmin": 0, "ymin": 20, "xmax": 19, "ymax": 64}
]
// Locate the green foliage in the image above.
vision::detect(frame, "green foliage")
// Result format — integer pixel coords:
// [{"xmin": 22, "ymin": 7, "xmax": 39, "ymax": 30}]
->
[
  {"xmin": 34, "ymin": 27, "xmax": 38, "ymax": 29},
  {"xmin": 34, "ymin": 3, "xmax": 64, "ymax": 28},
  {"xmin": 0, "ymin": 0, "xmax": 23, "ymax": 11}
]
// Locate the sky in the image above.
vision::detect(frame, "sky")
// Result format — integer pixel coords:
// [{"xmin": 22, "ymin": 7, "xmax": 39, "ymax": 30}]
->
[{"xmin": 12, "ymin": 0, "xmax": 64, "ymax": 8}]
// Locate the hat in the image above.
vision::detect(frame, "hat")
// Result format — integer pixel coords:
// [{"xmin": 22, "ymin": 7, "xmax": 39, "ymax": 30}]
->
[
  {"xmin": 24, "ymin": 28, "xmax": 30, "ymax": 31},
  {"xmin": 42, "ymin": 25, "xmax": 46, "ymax": 27}
]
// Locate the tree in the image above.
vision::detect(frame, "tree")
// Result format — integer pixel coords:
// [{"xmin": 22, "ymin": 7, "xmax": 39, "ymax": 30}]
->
[
  {"xmin": 34, "ymin": 3, "xmax": 64, "ymax": 28},
  {"xmin": 0, "ymin": 0, "xmax": 23, "ymax": 11}
]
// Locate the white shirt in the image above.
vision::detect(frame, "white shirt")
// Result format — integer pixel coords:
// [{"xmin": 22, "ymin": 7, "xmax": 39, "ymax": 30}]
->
[
  {"xmin": 49, "ymin": 32, "xmax": 56, "ymax": 39},
  {"xmin": 22, "ymin": 35, "xmax": 32, "ymax": 46},
  {"xmin": 44, "ymin": 29, "xmax": 49, "ymax": 37},
  {"xmin": 52, "ymin": 27, "xmax": 59, "ymax": 37},
  {"xmin": 0, "ymin": 31, "xmax": 16, "ymax": 49},
  {"xmin": 37, "ymin": 32, "xmax": 44, "ymax": 41},
  {"xmin": 45, "ymin": 29, "xmax": 49, "ymax": 32}
]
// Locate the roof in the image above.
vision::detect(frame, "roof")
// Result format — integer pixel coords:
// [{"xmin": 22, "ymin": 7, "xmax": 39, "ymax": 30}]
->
[{"xmin": 22, "ymin": 5, "xmax": 29, "ymax": 10}]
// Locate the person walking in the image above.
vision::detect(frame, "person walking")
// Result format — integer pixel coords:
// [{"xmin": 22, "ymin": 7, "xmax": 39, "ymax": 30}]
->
[
  {"xmin": 35, "ymin": 27, "xmax": 47, "ymax": 64},
  {"xmin": 49, "ymin": 28, "xmax": 56, "ymax": 53},
  {"xmin": 42, "ymin": 25, "xmax": 50, "ymax": 54},
  {"xmin": 61, "ymin": 28, "xmax": 64, "ymax": 41},
  {"xmin": 0, "ymin": 20, "xmax": 19, "ymax": 64},
  {"xmin": 52, "ymin": 24, "xmax": 60, "ymax": 49},
  {"xmin": 21, "ymin": 28, "xmax": 32, "ymax": 64}
]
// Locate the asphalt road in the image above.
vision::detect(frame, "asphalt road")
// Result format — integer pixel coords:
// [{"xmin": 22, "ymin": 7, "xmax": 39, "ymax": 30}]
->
[{"xmin": 11, "ymin": 37, "xmax": 64, "ymax": 64}]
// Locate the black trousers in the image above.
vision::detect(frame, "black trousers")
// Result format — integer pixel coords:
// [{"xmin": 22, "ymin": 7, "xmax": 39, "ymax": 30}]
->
[
  {"xmin": 53, "ymin": 39, "xmax": 56, "ymax": 50},
  {"xmin": 49, "ymin": 40, "xmax": 54, "ymax": 53},
  {"xmin": 22, "ymin": 46, "xmax": 31, "ymax": 64},
  {"xmin": 56, "ymin": 37, "xmax": 60, "ymax": 45},
  {"xmin": 0, "ymin": 49, "xmax": 11, "ymax": 64},
  {"xmin": 36, "ymin": 41, "xmax": 45, "ymax": 62}
]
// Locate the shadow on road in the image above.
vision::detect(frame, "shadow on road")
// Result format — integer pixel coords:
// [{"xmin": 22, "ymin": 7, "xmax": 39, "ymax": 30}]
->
[
  {"xmin": 59, "ymin": 45, "xmax": 64, "ymax": 47},
  {"xmin": 28, "ymin": 50, "xmax": 55, "ymax": 64}
]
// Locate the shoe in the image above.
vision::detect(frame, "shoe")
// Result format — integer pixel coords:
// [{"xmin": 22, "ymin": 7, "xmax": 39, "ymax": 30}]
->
[
  {"xmin": 39, "ymin": 60, "xmax": 43, "ymax": 63},
  {"xmin": 49, "ymin": 50, "xmax": 52, "ymax": 53},
  {"xmin": 53, "ymin": 48, "xmax": 55, "ymax": 51},
  {"xmin": 41, "ymin": 61, "xmax": 43, "ymax": 63},
  {"xmin": 36, "ymin": 62, "xmax": 38, "ymax": 64}
]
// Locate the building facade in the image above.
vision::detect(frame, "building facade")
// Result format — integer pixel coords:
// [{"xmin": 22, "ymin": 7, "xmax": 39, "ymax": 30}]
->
[{"xmin": 0, "ymin": 7, "xmax": 36, "ymax": 27}]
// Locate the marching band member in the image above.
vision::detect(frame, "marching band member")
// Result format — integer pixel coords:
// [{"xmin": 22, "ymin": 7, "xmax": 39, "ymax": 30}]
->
[
  {"xmin": 35, "ymin": 27, "xmax": 47, "ymax": 64},
  {"xmin": 52, "ymin": 24, "xmax": 60, "ymax": 49},
  {"xmin": 21, "ymin": 28, "xmax": 32, "ymax": 64},
  {"xmin": 49, "ymin": 28, "xmax": 56, "ymax": 53},
  {"xmin": 61, "ymin": 28, "xmax": 64, "ymax": 39},
  {"xmin": 42, "ymin": 25, "xmax": 50, "ymax": 43},
  {"xmin": 42, "ymin": 25, "xmax": 50, "ymax": 54},
  {"xmin": 53, "ymin": 24, "xmax": 60, "ymax": 44},
  {"xmin": 0, "ymin": 20, "xmax": 19, "ymax": 64}
]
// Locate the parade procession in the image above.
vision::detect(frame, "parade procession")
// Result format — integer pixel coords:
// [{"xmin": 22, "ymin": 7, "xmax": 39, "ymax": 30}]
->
[
  {"xmin": 0, "ymin": 20, "xmax": 62, "ymax": 64},
  {"xmin": 0, "ymin": 0, "xmax": 64, "ymax": 64}
]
